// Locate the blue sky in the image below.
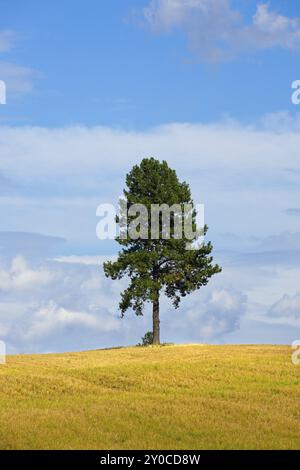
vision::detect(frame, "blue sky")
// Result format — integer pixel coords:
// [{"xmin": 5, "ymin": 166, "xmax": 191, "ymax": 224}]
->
[
  {"xmin": 0, "ymin": 0, "xmax": 300, "ymax": 353},
  {"xmin": 1, "ymin": 0, "xmax": 300, "ymax": 127}
]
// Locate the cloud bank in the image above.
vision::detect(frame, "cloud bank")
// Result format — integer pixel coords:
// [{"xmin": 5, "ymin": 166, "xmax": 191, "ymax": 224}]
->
[
  {"xmin": 0, "ymin": 113, "xmax": 300, "ymax": 351},
  {"xmin": 1, "ymin": 114, "xmax": 300, "ymax": 243},
  {"xmin": 0, "ymin": 250, "xmax": 247, "ymax": 353}
]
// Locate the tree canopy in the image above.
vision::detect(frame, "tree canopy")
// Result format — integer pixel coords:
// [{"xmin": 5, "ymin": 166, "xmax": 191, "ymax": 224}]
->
[{"xmin": 103, "ymin": 157, "xmax": 221, "ymax": 344}]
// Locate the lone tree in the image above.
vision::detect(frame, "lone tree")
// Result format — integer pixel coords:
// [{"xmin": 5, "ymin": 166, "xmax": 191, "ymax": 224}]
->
[{"xmin": 103, "ymin": 158, "xmax": 221, "ymax": 345}]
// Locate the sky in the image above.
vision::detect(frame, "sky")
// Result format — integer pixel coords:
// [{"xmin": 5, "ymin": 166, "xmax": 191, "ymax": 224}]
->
[{"xmin": 0, "ymin": 0, "xmax": 300, "ymax": 353}]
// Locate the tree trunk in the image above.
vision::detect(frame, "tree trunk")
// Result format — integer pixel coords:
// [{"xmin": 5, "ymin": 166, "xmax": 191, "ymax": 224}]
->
[{"xmin": 152, "ymin": 293, "xmax": 160, "ymax": 345}]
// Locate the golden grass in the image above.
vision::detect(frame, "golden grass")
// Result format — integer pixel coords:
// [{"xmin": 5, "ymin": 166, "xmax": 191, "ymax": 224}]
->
[{"xmin": 0, "ymin": 344, "xmax": 299, "ymax": 449}]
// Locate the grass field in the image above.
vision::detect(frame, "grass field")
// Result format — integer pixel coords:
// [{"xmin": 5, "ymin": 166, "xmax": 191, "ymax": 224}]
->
[{"xmin": 0, "ymin": 344, "xmax": 299, "ymax": 449}]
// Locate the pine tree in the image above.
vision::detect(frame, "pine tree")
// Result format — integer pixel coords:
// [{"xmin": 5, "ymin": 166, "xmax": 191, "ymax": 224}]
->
[{"xmin": 103, "ymin": 158, "xmax": 221, "ymax": 345}]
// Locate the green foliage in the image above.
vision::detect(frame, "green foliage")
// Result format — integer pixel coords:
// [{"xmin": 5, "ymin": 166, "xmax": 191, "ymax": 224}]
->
[
  {"xmin": 138, "ymin": 331, "xmax": 154, "ymax": 347},
  {"xmin": 103, "ymin": 157, "xmax": 221, "ymax": 318}
]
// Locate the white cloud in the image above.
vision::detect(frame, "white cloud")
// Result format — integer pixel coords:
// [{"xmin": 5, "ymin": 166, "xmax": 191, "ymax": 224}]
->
[
  {"xmin": 253, "ymin": 3, "xmax": 300, "ymax": 44},
  {"xmin": 0, "ymin": 235, "xmax": 299, "ymax": 351},
  {"xmin": 1, "ymin": 117, "xmax": 300, "ymax": 178},
  {"xmin": 0, "ymin": 246, "xmax": 250, "ymax": 351},
  {"xmin": 0, "ymin": 116, "xmax": 299, "ymax": 242},
  {"xmin": 23, "ymin": 301, "xmax": 119, "ymax": 340},
  {"xmin": 0, "ymin": 253, "xmax": 123, "ymax": 350},
  {"xmin": 183, "ymin": 288, "xmax": 247, "ymax": 339},
  {"xmin": 52, "ymin": 255, "xmax": 115, "ymax": 266},
  {"xmin": 143, "ymin": 1, "xmax": 300, "ymax": 62},
  {"xmin": 0, "ymin": 255, "xmax": 53, "ymax": 291},
  {"xmin": 0, "ymin": 113, "xmax": 300, "ymax": 349},
  {"xmin": 260, "ymin": 111, "xmax": 300, "ymax": 133}
]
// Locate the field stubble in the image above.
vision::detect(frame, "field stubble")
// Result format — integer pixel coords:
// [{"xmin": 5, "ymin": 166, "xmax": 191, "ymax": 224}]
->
[{"xmin": 0, "ymin": 344, "xmax": 299, "ymax": 449}]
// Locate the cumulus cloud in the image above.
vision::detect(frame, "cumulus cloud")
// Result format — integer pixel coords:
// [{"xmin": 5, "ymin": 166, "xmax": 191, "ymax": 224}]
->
[
  {"xmin": 0, "ymin": 115, "xmax": 299, "ymax": 245},
  {"xmin": 0, "ymin": 235, "xmax": 300, "ymax": 351},
  {"xmin": 184, "ymin": 288, "xmax": 247, "ymax": 339},
  {"xmin": 22, "ymin": 301, "xmax": 119, "ymax": 341},
  {"xmin": 0, "ymin": 238, "xmax": 251, "ymax": 352},
  {"xmin": 253, "ymin": 3, "xmax": 300, "ymax": 47},
  {"xmin": 0, "ymin": 251, "xmax": 124, "ymax": 352},
  {"xmin": 143, "ymin": 1, "xmax": 300, "ymax": 62},
  {"xmin": 0, "ymin": 255, "xmax": 53, "ymax": 291},
  {"xmin": 0, "ymin": 115, "xmax": 300, "ymax": 350}
]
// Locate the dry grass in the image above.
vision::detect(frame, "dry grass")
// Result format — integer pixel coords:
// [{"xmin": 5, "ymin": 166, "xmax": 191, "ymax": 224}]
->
[{"xmin": 0, "ymin": 344, "xmax": 299, "ymax": 449}]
